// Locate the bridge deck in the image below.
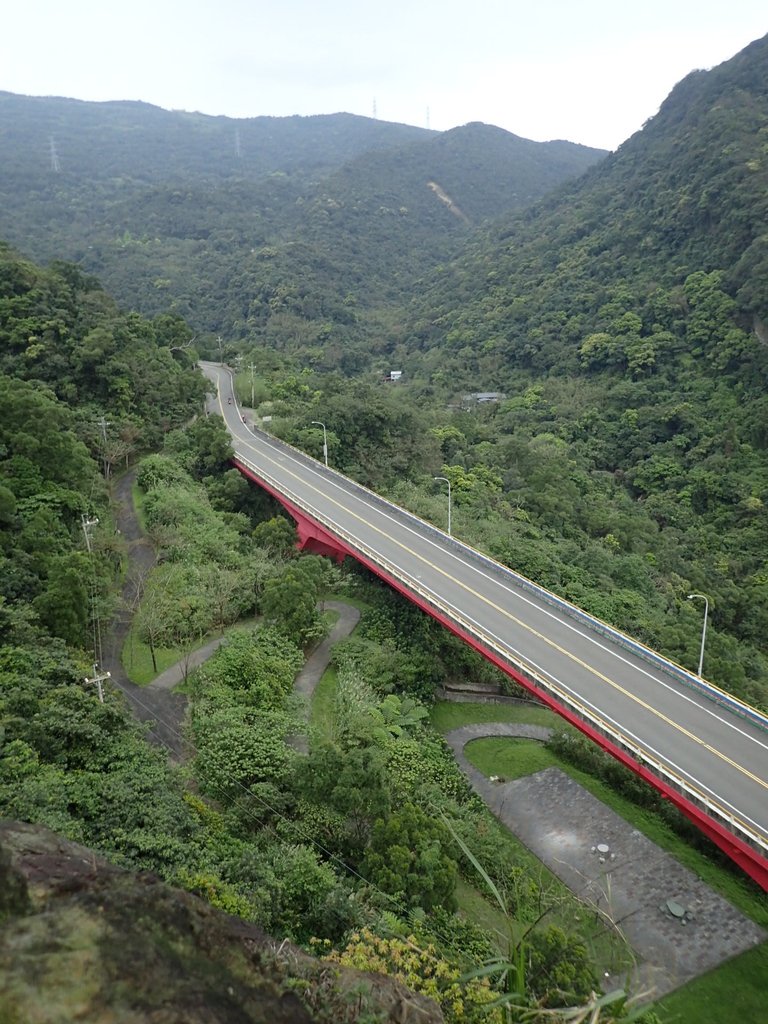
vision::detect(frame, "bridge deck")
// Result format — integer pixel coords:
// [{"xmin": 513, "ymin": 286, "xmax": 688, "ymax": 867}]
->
[{"xmin": 202, "ymin": 363, "xmax": 768, "ymax": 882}]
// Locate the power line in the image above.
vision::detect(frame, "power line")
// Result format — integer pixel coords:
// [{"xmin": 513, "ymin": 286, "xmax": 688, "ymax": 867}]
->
[{"xmin": 96, "ymin": 672, "xmax": 497, "ymax": 962}]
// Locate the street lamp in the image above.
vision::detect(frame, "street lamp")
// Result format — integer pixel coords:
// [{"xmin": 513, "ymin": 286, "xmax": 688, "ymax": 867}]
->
[
  {"xmin": 687, "ymin": 593, "xmax": 709, "ymax": 677},
  {"xmin": 434, "ymin": 476, "xmax": 452, "ymax": 536},
  {"xmin": 311, "ymin": 421, "xmax": 328, "ymax": 467}
]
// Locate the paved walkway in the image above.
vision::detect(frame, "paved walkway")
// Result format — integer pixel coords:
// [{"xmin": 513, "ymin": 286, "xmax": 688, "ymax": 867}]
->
[
  {"xmin": 445, "ymin": 724, "xmax": 765, "ymax": 999},
  {"xmin": 149, "ymin": 637, "xmax": 228, "ymax": 690},
  {"xmin": 103, "ymin": 473, "xmax": 764, "ymax": 1001},
  {"xmin": 103, "ymin": 471, "xmax": 361, "ymax": 758},
  {"xmin": 290, "ymin": 601, "xmax": 361, "ymax": 753},
  {"xmin": 294, "ymin": 602, "xmax": 361, "ymax": 699}
]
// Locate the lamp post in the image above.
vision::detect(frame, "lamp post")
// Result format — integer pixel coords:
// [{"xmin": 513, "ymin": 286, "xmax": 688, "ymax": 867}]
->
[
  {"xmin": 249, "ymin": 362, "xmax": 256, "ymax": 410},
  {"xmin": 687, "ymin": 593, "xmax": 709, "ymax": 677},
  {"xmin": 311, "ymin": 421, "xmax": 328, "ymax": 467},
  {"xmin": 434, "ymin": 476, "xmax": 452, "ymax": 536}
]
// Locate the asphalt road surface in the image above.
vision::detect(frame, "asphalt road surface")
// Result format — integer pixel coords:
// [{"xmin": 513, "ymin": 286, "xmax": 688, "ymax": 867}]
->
[{"xmin": 201, "ymin": 362, "xmax": 768, "ymax": 866}]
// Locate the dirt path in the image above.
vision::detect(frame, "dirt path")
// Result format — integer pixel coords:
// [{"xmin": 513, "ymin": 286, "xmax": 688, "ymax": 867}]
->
[{"xmin": 101, "ymin": 471, "xmax": 189, "ymax": 759}]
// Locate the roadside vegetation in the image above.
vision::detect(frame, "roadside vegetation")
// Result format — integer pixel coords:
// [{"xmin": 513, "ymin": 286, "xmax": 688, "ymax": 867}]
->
[{"xmin": 4, "ymin": 40, "xmax": 768, "ymax": 1014}]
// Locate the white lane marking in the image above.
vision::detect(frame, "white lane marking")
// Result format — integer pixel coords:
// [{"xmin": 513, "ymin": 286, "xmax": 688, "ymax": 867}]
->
[
  {"xmin": 217, "ymin": 383, "xmax": 768, "ymax": 760},
  {"xmin": 435, "ymin": 593, "xmax": 768, "ymax": 842},
  {"xmin": 205, "ymin": 366, "xmax": 768, "ymax": 776},
  {"xmin": 205, "ymin": 365, "xmax": 768, "ymax": 841}
]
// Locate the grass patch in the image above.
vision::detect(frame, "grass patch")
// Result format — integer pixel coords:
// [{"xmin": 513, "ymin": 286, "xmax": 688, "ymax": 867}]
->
[
  {"xmin": 131, "ymin": 480, "xmax": 149, "ymax": 535},
  {"xmin": 310, "ymin": 665, "xmax": 338, "ymax": 744},
  {"xmin": 655, "ymin": 941, "xmax": 768, "ymax": 1024},
  {"xmin": 322, "ymin": 593, "xmax": 371, "ymax": 613},
  {"xmin": 430, "ymin": 700, "xmax": 556, "ymax": 733},
  {"xmin": 454, "ymin": 877, "xmax": 513, "ymax": 954},
  {"xmin": 466, "ymin": 737, "xmax": 553, "ymax": 780},
  {"xmin": 321, "ymin": 608, "xmax": 340, "ymax": 629}
]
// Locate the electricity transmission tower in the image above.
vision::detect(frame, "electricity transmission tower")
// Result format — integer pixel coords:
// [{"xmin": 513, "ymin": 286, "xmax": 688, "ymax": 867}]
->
[{"xmin": 49, "ymin": 136, "xmax": 61, "ymax": 173}]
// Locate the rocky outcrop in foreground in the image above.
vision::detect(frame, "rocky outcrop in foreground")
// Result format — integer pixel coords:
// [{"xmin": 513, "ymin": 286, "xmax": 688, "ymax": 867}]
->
[{"xmin": 0, "ymin": 820, "xmax": 441, "ymax": 1023}]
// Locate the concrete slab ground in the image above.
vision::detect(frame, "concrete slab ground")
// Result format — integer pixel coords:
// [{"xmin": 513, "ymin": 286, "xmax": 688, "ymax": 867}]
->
[{"xmin": 445, "ymin": 724, "xmax": 765, "ymax": 1000}]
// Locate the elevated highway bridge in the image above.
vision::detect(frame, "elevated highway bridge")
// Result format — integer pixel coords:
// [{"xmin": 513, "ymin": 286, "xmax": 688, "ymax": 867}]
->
[{"xmin": 202, "ymin": 362, "xmax": 768, "ymax": 890}]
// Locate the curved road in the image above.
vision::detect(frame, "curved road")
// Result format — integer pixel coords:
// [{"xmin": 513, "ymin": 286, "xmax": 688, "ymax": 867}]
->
[{"xmin": 201, "ymin": 362, "xmax": 768, "ymax": 879}]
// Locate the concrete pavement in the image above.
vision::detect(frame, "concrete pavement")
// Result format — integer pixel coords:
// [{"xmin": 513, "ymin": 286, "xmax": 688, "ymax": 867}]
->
[{"xmin": 445, "ymin": 724, "xmax": 765, "ymax": 999}]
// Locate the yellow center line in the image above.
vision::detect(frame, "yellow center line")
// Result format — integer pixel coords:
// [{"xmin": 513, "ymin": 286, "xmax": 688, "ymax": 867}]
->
[{"xmin": 216, "ymin": 377, "xmax": 768, "ymax": 796}]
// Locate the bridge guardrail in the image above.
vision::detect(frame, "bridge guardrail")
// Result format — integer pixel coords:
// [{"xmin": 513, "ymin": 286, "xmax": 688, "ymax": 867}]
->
[
  {"xmin": 225, "ymin": 393, "xmax": 767, "ymax": 734},
  {"xmin": 233, "ymin": 446, "xmax": 768, "ymax": 857}
]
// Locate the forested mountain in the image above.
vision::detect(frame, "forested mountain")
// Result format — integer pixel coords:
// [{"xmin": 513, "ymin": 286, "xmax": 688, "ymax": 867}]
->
[
  {"xmin": 3, "ymin": 37, "xmax": 768, "ymax": 1020},
  {"xmin": 368, "ymin": 33, "xmax": 768, "ymax": 701},
  {"xmin": 0, "ymin": 243, "xmax": 206, "ymax": 647},
  {"xmin": 0, "ymin": 92, "xmax": 432, "ymax": 182},
  {"xmin": 0, "ymin": 93, "xmax": 605, "ymax": 348},
  {"xmin": 407, "ymin": 33, "xmax": 768, "ymax": 375}
]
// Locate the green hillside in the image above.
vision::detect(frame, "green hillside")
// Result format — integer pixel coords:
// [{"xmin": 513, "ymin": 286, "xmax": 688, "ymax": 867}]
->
[
  {"xmin": 0, "ymin": 94, "xmax": 606, "ymax": 343},
  {"xmin": 373, "ymin": 33, "xmax": 768, "ymax": 701},
  {"xmin": 0, "ymin": 93, "xmax": 432, "ymax": 183}
]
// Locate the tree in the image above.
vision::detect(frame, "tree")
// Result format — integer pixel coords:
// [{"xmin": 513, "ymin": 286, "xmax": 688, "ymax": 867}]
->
[
  {"xmin": 261, "ymin": 561, "xmax": 324, "ymax": 645},
  {"xmin": 326, "ymin": 927, "xmax": 502, "ymax": 1024},
  {"xmin": 32, "ymin": 552, "xmax": 89, "ymax": 648},
  {"xmin": 195, "ymin": 626, "xmax": 302, "ymax": 709},
  {"xmin": 134, "ymin": 564, "xmax": 213, "ymax": 674},
  {"xmin": 297, "ymin": 743, "xmax": 390, "ymax": 862},
  {"xmin": 362, "ymin": 802, "xmax": 458, "ymax": 912},
  {"xmin": 200, "ymin": 563, "xmax": 252, "ymax": 634},
  {"xmin": 252, "ymin": 515, "xmax": 297, "ymax": 557},
  {"xmin": 526, "ymin": 925, "xmax": 597, "ymax": 1006},
  {"xmin": 194, "ymin": 707, "xmax": 295, "ymax": 803}
]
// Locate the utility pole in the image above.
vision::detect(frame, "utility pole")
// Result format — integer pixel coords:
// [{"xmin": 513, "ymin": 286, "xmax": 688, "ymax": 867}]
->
[
  {"xmin": 81, "ymin": 514, "xmax": 109, "ymax": 701},
  {"xmin": 81, "ymin": 513, "xmax": 98, "ymax": 555},
  {"xmin": 85, "ymin": 665, "xmax": 111, "ymax": 704},
  {"xmin": 249, "ymin": 362, "xmax": 256, "ymax": 410},
  {"xmin": 97, "ymin": 416, "xmax": 111, "ymax": 478}
]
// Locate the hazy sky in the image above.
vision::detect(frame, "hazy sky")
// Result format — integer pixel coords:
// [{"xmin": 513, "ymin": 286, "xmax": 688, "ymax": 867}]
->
[{"xmin": 2, "ymin": 1, "xmax": 765, "ymax": 150}]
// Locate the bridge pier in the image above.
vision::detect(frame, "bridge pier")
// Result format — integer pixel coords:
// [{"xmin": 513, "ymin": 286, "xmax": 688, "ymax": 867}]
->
[
  {"xmin": 235, "ymin": 462, "xmax": 350, "ymax": 563},
  {"xmin": 294, "ymin": 516, "xmax": 348, "ymax": 563}
]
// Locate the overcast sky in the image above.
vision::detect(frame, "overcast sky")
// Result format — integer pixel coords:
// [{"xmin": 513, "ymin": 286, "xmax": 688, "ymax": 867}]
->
[{"xmin": 2, "ymin": 1, "xmax": 765, "ymax": 150}]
